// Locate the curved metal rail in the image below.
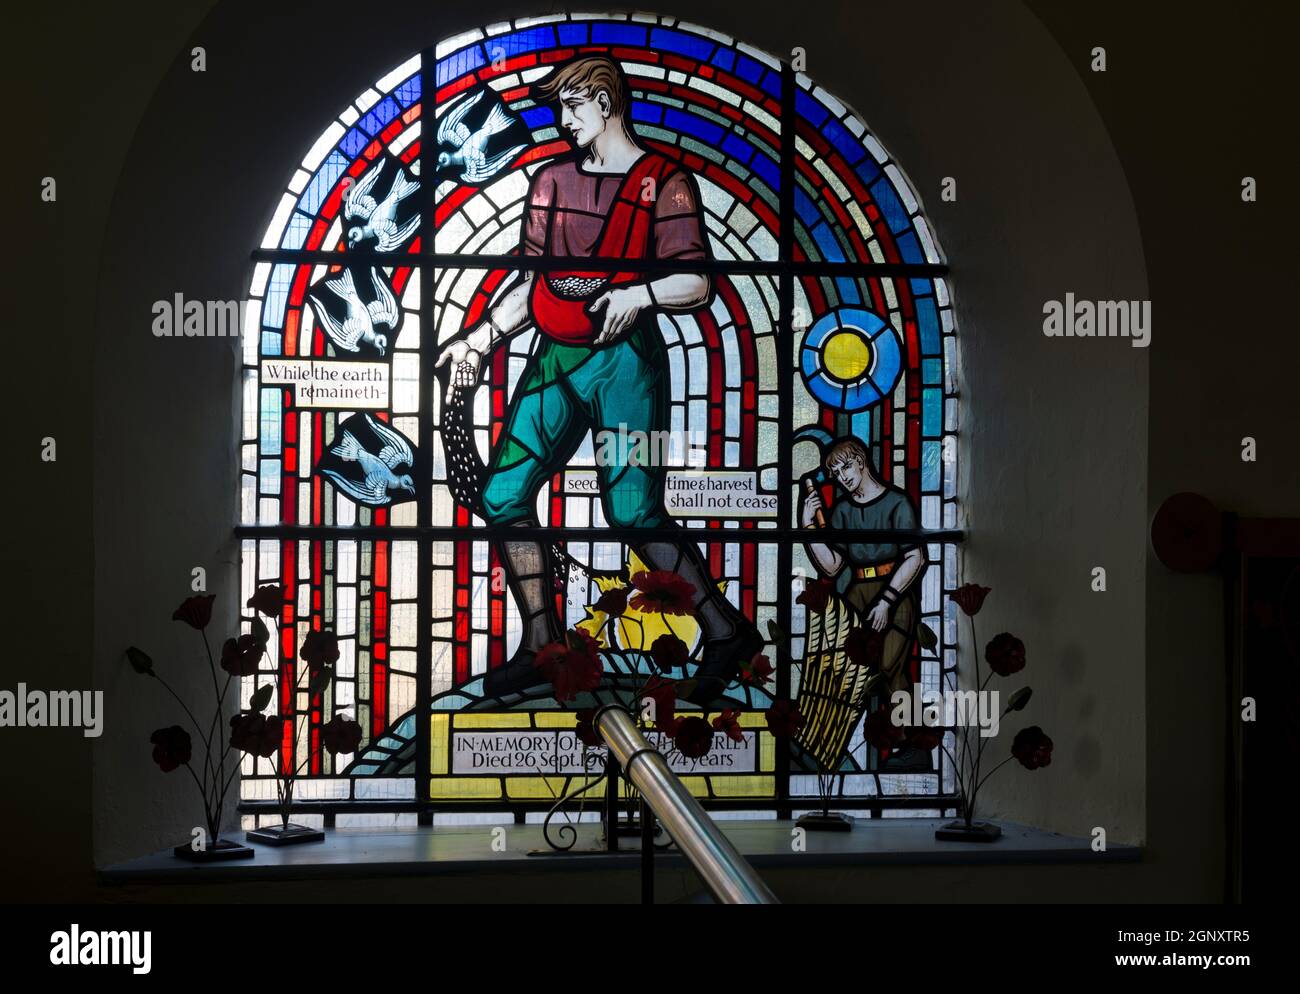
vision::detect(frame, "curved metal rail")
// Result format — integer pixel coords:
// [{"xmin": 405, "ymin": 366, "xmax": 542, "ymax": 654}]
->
[{"xmin": 594, "ymin": 705, "xmax": 779, "ymax": 905}]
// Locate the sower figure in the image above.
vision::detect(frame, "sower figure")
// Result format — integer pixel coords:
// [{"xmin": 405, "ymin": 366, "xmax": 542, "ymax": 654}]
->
[
  {"xmin": 801, "ymin": 437, "xmax": 926, "ymax": 696},
  {"xmin": 436, "ymin": 55, "xmax": 761, "ymax": 702}
]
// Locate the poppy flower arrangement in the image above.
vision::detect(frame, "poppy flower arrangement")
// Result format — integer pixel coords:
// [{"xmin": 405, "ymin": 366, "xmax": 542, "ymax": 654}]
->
[
  {"xmin": 128, "ymin": 592, "xmax": 256, "ymax": 859},
  {"xmin": 128, "ymin": 585, "xmax": 363, "ymax": 855},
  {"xmin": 546, "ymin": 567, "xmax": 790, "ymax": 769},
  {"xmin": 928, "ymin": 583, "xmax": 1054, "ymax": 842}
]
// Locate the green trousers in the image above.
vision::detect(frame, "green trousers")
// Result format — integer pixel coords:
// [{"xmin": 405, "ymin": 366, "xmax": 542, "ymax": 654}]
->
[
  {"xmin": 845, "ymin": 577, "xmax": 917, "ymax": 694},
  {"xmin": 481, "ymin": 324, "xmax": 670, "ymax": 529}
]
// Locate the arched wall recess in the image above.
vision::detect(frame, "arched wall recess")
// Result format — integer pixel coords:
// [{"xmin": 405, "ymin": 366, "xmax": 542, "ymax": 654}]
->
[{"xmin": 92, "ymin": 2, "xmax": 1149, "ymax": 868}]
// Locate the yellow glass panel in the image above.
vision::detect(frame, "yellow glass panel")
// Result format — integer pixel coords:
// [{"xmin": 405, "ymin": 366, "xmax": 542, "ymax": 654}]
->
[
  {"xmin": 506, "ymin": 776, "xmax": 572, "ymax": 799},
  {"xmin": 534, "ymin": 712, "xmax": 578, "ymax": 728},
  {"xmin": 711, "ymin": 775, "xmax": 774, "ymax": 798},
  {"xmin": 430, "ymin": 714, "xmax": 449, "ymax": 775},
  {"xmin": 678, "ymin": 776, "xmax": 710, "ymax": 796},
  {"xmin": 456, "ymin": 712, "xmax": 532, "ymax": 729},
  {"xmin": 429, "ymin": 776, "xmax": 502, "ymax": 799}
]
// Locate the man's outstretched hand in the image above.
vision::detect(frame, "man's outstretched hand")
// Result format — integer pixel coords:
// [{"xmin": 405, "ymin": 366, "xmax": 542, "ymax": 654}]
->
[{"xmin": 434, "ymin": 338, "xmax": 483, "ymax": 404}]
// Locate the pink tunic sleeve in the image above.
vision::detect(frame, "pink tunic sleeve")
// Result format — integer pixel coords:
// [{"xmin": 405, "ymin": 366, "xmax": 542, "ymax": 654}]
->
[
  {"xmin": 523, "ymin": 167, "xmax": 556, "ymax": 258},
  {"xmin": 653, "ymin": 169, "xmax": 708, "ymax": 261}
]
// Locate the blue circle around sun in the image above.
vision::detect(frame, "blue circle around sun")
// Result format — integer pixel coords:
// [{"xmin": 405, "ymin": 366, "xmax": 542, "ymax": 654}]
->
[{"xmin": 799, "ymin": 308, "xmax": 903, "ymax": 412}]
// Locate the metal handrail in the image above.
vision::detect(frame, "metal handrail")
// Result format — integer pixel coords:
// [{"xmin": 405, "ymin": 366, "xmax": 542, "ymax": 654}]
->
[{"xmin": 594, "ymin": 705, "xmax": 779, "ymax": 905}]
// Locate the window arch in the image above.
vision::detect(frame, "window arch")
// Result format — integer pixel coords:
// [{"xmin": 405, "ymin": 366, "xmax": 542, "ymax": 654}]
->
[{"xmin": 239, "ymin": 11, "xmax": 960, "ymax": 822}]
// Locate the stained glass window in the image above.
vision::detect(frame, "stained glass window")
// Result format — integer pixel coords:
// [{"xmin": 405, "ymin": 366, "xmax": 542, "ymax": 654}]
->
[{"xmin": 239, "ymin": 12, "xmax": 960, "ymax": 823}]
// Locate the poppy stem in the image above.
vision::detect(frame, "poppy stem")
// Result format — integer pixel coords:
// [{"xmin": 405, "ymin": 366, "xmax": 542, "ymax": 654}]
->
[
  {"xmin": 973, "ymin": 755, "xmax": 1014, "ymax": 796},
  {"xmin": 281, "ymin": 774, "xmax": 294, "ymax": 826},
  {"xmin": 968, "ymin": 616, "xmax": 984, "ymax": 809},
  {"xmin": 181, "ymin": 761, "xmax": 217, "ymax": 841},
  {"xmin": 938, "ymin": 741, "xmax": 968, "ymax": 809},
  {"xmin": 200, "ymin": 629, "xmax": 222, "ymax": 713},
  {"xmin": 149, "ymin": 672, "xmax": 212, "ymax": 760},
  {"xmin": 957, "ymin": 613, "xmax": 975, "ymax": 811},
  {"xmin": 199, "ymin": 630, "xmax": 229, "ymax": 835},
  {"xmin": 205, "ymin": 673, "xmax": 232, "ymax": 782},
  {"xmin": 151, "ymin": 669, "xmax": 216, "ymax": 800}
]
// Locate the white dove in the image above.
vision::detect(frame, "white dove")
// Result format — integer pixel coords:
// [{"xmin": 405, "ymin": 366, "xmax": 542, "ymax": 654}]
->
[
  {"xmin": 308, "ymin": 267, "xmax": 399, "ymax": 356},
  {"xmin": 343, "ymin": 159, "xmax": 421, "ymax": 251},
  {"xmin": 322, "ymin": 415, "xmax": 415, "ymax": 506},
  {"xmin": 436, "ymin": 90, "xmax": 526, "ymax": 183}
]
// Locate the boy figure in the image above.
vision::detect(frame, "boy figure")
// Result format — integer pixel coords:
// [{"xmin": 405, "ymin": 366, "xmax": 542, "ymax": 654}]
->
[
  {"xmin": 435, "ymin": 56, "xmax": 760, "ymax": 701},
  {"xmin": 801, "ymin": 437, "xmax": 926, "ymax": 695}
]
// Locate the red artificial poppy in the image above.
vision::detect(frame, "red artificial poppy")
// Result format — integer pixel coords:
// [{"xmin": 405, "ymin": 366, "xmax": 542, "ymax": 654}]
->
[
  {"xmin": 649, "ymin": 632, "xmax": 689, "ymax": 672},
  {"xmin": 229, "ymin": 713, "xmax": 282, "ymax": 758},
  {"xmin": 574, "ymin": 708, "xmax": 602, "ymax": 747},
  {"xmin": 220, "ymin": 634, "xmax": 264, "ymax": 677},
  {"xmin": 322, "ymin": 714, "xmax": 363, "ymax": 755},
  {"xmin": 740, "ymin": 652, "xmax": 774, "ymax": 687},
  {"xmin": 953, "ymin": 583, "xmax": 992, "ymax": 617},
  {"xmin": 260, "ymin": 715, "xmax": 286, "ymax": 757},
  {"xmin": 639, "ymin": 675, "xmax": 680, "ymax": 734},
  {"xmin": 247, "ymin": 584, "xmax": 286, "ymax": 618},
  {"xmin": 764, "ymin": 699, "xmax": 805, "ymax": 739},
  {"xmin": 150, "ymin": 725, "xmax": 192, "ymax": 772},
  {"xmin": 712, "ymin": 709, "xmax": 745, "ymax": 743},
  {"xmin": 299, "ymin": 631, "xmax": 340, "ymax": 673},
  {"xmin": 673, "ymin": 716, "xmax": 714, "ymax": 759},
  {"xmin": 904, "ymin": 725, "xmax": 943, "ymax": 752},
  {"xmin": 845, "ymin": 625, "xmax": 885, "ymax": 669},
  {"xmin": 534, "ymin": 630, "xmax": 603, "ymax": 702},
  {"xmin": 628, "ymin": 570, "xmax": 697, "ymax": 616},
  {"xmin": 593, "ymin": 586, "xmax": 629, "ymax": 618},
  {"xmin": 863, "ymin": 707, "xmax": 906, "ymax": 752},
  {"xmin": 796, "ymin": 578, "xmax": 835, "ymax": 615},
  {"xmin": 172, "ymin": 594, "xmax": 216, "ymax": 631},
  {"xmin": 1011, "ymin": 725, "xmax": 1054, "ymax": 770},
  {"xmin": 228, "ymin": 713, "xmax": 260, "ymax": 754},
  {"xmin": 985, "ymin": 632, "xmax": 1026, "ymax": 676}
]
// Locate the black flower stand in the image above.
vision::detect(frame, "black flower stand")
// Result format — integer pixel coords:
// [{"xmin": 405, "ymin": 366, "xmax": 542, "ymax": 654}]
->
[
  {"xmin": 934, "ymin": 820, "xmax": 1002, "ymax": 842},
  {"xmin": 246, "ymin": 823, "xmax": 326, "ymax": 846},
  {"xmin": 796, "ymin": 811, "xmax": 854, "ymax": 832},
  {"xmin": 172, "ymin": 838, "xmax": 255, "ymax": 861}
]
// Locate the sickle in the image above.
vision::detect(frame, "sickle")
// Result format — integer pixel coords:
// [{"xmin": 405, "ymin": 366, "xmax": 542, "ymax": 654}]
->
[{"xmin": 793, "ymin": 426, "xmax": 835, "ymax": 526}]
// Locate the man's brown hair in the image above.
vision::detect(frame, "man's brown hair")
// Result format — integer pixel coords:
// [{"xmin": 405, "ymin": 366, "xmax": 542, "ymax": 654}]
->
[
  {"xmin": 532, "ymin": 55, "xmax": 631, "ymax": 120},
  {"xmin": 826, "ymin": 436, "xmax": 876, "ymax": 476}
]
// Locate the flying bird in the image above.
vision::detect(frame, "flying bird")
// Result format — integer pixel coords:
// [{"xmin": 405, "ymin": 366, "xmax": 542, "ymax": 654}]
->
[
  {"xmin": 308, "ymin": 267, "xmax": 399, "ymax": 356},
  {"xmin": 435, "ymin": 90, "xmax": 526, "ymax": 183},
  {"xmin": 322, "ymin": 415, "xmax": 415, "ymax": 507},
  {"xmin": 343, "ymin": 159, "xmax": 421, "ymax": 251}
]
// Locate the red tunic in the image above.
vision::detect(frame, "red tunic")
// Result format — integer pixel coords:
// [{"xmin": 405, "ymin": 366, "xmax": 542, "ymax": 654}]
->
[{"xmin": 523, "ymin": 152, "xmax": 707, "ymax": 344}]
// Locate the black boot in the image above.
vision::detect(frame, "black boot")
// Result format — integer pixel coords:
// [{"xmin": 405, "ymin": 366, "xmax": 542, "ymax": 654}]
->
[
  {"xmin": 634, "ymin": 539, "xmax": 762, "ymax": 705},
  {"xmin": 483, "ymin": 535, "xmax": 562, "ymax": 697}
]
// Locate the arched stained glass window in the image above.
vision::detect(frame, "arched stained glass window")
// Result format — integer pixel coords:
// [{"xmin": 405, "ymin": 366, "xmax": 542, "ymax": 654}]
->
[{"xmin": 239, "ymin": 12, "xmax": 960, "ymax": 822}]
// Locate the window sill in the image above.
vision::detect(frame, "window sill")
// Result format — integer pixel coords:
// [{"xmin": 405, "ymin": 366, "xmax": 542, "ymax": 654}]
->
[{"xmin": 98, "ymin": 818, "xmax": 1139, "ymax": 885}]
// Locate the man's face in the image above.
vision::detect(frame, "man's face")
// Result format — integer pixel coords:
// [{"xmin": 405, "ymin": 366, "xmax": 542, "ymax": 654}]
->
[
  {"xmin": 558, "ymin": 86, "xmax": 608, "ymax": 147},
  {"xmin": 828, "ymin": 454, "xmax": 865, "ymax": 492}
]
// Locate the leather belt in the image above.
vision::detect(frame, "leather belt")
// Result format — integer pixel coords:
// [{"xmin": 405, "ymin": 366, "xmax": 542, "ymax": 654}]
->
[{"xmin": 852, "ymin": 562, "xmax": 896, "ymax": 580}]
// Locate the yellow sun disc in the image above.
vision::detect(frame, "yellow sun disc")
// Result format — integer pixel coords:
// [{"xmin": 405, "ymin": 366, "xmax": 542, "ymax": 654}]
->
[{"xmin": 822, "ymin": 329, "xmax": 872, "ymax": 382}]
